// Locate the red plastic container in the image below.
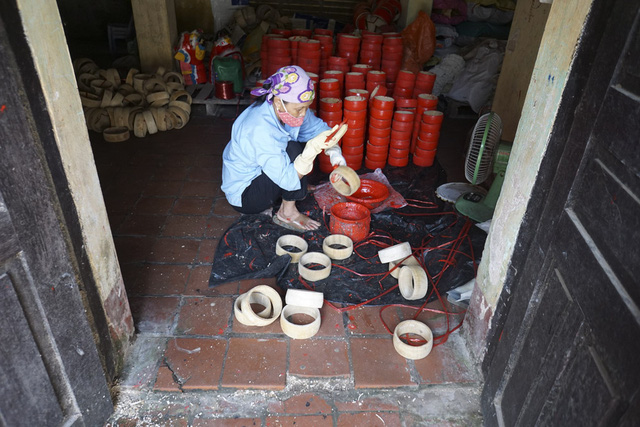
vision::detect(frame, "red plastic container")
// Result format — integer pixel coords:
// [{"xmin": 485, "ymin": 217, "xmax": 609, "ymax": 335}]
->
[
  {"xmin": 413, "ymin": 149, "xmax": 436, "ymax": 167},
  {"xmin": 416, "ymin": 138, "xmax": 438, "ymax": 151},
  {"xmin": 364, "ymin": 157, "xmax": 387, "ymax": 170},
  {"xmin": 422, "ymin": 110, "xmax": 444, "ymax": 124},
  {"xmin": 371, "ymin": 96, "xmax": 395, "ymax": 111},
  {"xmin": 369, "ymin": 117, "xmax": 392, "ymax": 129},
  {"xmin": 345, "ymin": 126, "xmax": 366, "ymax": 138},
  {"xmin": 388, "ymin": 155, "xmax": 409, "ymax": 167},
  {"xmin": 320, "ymin": 98, "xmax": 342, "ymax": 112},
  {"xmin": 342, "ymin": 143, "xmax": 364, "ymax": 155},
  {"xmin": 394, "ymin": 110, "xmax": 415, "ymax": 122},
  {"xmin": 420, "ymin": 122, "xmax": 441, "ymax": 133},
  {"xmin": 369, "ymin": 108, "xmax": 394, "ymax": 120},
  {"xmin": 368, "ymin": 125, "xmax": 391, "ymax": 138},
  {"xmin": 344, "ymin": 95, "xmax": 368, "ymax": 111},
  {"xmin": 365, "ymin": 150, "xmax": 388, "ymax": 162}
]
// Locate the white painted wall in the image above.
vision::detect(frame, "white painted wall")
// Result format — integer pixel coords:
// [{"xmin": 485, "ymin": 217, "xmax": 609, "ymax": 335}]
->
[{"xmin": 475, "ymin": 0, "xmax": 594, "ymax": 308}]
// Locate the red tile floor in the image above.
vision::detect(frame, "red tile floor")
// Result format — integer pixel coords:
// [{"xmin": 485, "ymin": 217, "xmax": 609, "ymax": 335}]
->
[{"xmin": 98, "ymin": 113, "xmax": 482, "ymax": 426}]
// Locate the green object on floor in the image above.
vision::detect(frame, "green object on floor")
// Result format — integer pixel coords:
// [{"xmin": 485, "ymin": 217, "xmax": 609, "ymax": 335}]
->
[{"xmin": 212, "ymin": 56, "xmax": 243, "ymax": 93}]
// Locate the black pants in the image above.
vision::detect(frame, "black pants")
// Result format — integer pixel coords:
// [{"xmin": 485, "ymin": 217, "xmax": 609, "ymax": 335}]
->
[{"xmin": 233, "ymin": 140, "xmax": 308, "ymax": 214}]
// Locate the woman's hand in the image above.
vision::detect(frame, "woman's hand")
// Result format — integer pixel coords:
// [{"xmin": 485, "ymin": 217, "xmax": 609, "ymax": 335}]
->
[{"xmin": 294, "ymin": 124, "xmax": 349, "ymax": 175}]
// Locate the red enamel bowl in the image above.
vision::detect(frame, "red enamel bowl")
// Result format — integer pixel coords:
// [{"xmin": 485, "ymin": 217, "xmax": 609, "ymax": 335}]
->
[{"xmin": 346, "ymin": 179, "xmax": 390, "ymax": 210}]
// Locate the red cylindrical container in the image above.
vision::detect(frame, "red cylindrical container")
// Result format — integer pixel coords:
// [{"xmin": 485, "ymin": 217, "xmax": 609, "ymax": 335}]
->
[
  {"xmin": 343, "ymin": 109, "xmax": 367, "ymax": 121},
  {"xmin": 272, "ymin": 28, "xmax": 292, "ymax": 37},
  {"xmin": 391, "ymin": 120, "xmax": 413, "ymax": 132},
  {"xmin": 368, "ymin": 135, "xmax": 390, "ymax": 146},
  {"xmin": 418, "ymin": 131, "xmax": 439, "ymax": 142},
  {"xmin": 422, "ymin": 110, "xmax": 444, "ymax": 124},
  {"xmin": 321, "ymin": 89, "xmax": 341, "ymax": 99},
  {"xmin": 415, "ymin": 71, "xmax": 436, "ymax": 95},
  {"xmin": 342, "ymin": 135, "xmax": 365, "ymax": 147},
  {"xmin": 369, "ymin": 108, "xmax": 393, "ymax": 120},
  {"xmin": 391, "ymin": 129, "xmax": 412, "ymax": 141},
  {"xmin": 368, "ymin": 125, "xmax": 391, "ymax": 138},
  {"xmin": 343, "ymin": 153, "xmax": 364, "ymax": 170},
  {"xmin": 366, "ymin": 151, "xmax": 388, "ymax": 162},
  {"xmin": 394, "ymin": 110, "xmax": 414, "ymax": 122},
  {"xmin": 416, "ymin": 138, "xmax": 438, "ymax": 151},
  {"xmin": 366, "ymin": 142, "xmax": 389, "ymax": 154},
  {"xmin": 368, "ymin": 85, "xmax": 388, "ymax": 100},
  {"xmin": 396, "ymin": 98, "xmax": 418, "ymax": 110},
  {"xmin": 369, "ymin": 117, "xmax": 392, "ymax": 129},
  {"xmin": 344, "ymin": 95, "xmax": 368, "ymax": 111},
  {"xmin": 342, "ymin": 143, "xmax": 364, "ymax": 155},
  {"xmin": 319, "ymin": 78, "xmax": 340, "ymax": 91},
  {"xmin": 352, "ymin": 64, "xmax": 373, "ymax": 74},
  {"xmin": 345, "ymin": 126, "xmax": 366, "ymax": 138},
  {"xmin": 346, "ymin": 88, "xmax": 369, "ymax": 100},
  {"xmin": 388, "ymin": 147, "xmax": 409, "ymax": 158},
  {"xmin": 371, "ymin": 95, "xmax": 395, "ymax": 110},
  {"xmin": 388, "ymin": 155, "xmax": 409, "ymax": 167},
  {"xmin": 292, "ymin": 29, "xmax": 313, "ymax": 37},
  {"xmin": 365, "ymin": 157, "xmax": 386, "ymax": 170},
  {"xmin": 320, "ymin": 97, "xmax": 342, "ymax": 112},
  {"xmin": 421, "ymin": 122, "xmax": 441, "ymax": 133},
  {"xmin": 330, "ymin": 202, "xmax": 371, "ymax": 242},
  {"xmin": 314, "ymin": 28, "xmax": 333, "ymax": 36},
  {"xmin": 417, "ymin": 93, "xmax": 438, "ymax": 110},
  {"xmin": 320, "ymin": 110, "xmax": 342, "ymax": 122},
  {"xmin": 390, "ymin": 139, "xmax": 410, "ymax": 150},
  {"xmin": 413, "ymin": 149, "xmax": 437, "ymax": 167}
]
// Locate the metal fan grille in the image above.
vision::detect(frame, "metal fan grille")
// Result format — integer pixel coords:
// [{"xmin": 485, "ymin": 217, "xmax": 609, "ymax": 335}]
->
[{"xmin": 464, "ymin": 112, "xmax": 503, "ymax": 184}]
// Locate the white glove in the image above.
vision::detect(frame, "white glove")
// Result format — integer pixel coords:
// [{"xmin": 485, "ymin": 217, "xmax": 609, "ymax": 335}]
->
[
  {"xmin": 294, "ymin": 123, "xmax": 348, "ymax": 175},
  {"xmin": 324, "ymin": 145, "xmax": 346, "ymax": 167}
]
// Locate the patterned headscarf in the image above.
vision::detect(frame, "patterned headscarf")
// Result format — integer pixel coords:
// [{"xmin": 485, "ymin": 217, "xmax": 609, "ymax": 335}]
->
[{"xmin": 251, "ymin": 65, "xmax": 315, "ymax": 104}]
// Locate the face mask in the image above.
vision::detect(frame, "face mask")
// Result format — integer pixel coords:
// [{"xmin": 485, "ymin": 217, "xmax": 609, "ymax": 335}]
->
[{"xmin": 277, "ymin": 100, "xmax": 305, "ymax": 127}]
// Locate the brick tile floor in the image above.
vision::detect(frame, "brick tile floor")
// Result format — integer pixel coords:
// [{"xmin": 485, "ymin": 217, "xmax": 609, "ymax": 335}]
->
[{"xmin": 99, "ymin": 115, "xmax": 483, "ymax": 426}]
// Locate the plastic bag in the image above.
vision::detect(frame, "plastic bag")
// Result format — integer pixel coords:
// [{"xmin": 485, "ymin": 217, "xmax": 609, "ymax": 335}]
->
[
  {"xmin": 211, "ymin": 56, "xmax": 244, "ymax": 93},
  {"xmin": 401, "ymin": 11, "xmax": 436, "ymax": 74}
]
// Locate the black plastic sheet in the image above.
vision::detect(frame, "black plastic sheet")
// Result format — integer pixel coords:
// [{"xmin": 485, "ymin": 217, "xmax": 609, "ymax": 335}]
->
[{"xmin": 208, "ymin": 163, "xmax": 487, "ymax": 306}]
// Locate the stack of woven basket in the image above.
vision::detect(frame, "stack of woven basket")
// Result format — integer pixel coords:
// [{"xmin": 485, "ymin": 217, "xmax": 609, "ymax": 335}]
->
[{"xmin": 73, "ymin": 58, "xmax": 192, "ymax": 142}]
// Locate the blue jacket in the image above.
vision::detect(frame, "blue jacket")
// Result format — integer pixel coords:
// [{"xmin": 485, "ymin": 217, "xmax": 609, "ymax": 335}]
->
[{"xmin": 221, "ymin": 101, "xmax": 329, "ymax": 207}]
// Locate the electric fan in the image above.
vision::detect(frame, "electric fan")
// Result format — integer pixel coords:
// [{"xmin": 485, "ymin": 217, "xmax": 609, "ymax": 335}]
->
[{"xmin": 436, "ymin": 112, "xmax": 511, "ymax": 222}]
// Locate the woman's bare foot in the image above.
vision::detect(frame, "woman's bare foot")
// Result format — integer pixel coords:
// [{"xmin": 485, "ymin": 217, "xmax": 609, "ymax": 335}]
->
[{"xmin": 276, "ymin": 200, "xmax": 320, "ymax": 230}]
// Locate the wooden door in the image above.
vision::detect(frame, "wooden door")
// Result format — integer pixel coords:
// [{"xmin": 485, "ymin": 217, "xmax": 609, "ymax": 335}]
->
[
  {"xmin": 0, "ymin": 3, "xmax": 113, "ymax": 425},
  {"xmin": 482, "ymin": 1, "xmax": 640, "ymax": 425}
]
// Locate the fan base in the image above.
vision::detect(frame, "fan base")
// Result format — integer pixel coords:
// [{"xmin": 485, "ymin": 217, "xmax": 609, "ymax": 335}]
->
[{"xmin": 455, "ymin": 192, "xmax": 495, "ymax": 223}]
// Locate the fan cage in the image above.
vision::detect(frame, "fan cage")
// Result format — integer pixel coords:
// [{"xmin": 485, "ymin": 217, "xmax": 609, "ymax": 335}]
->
[{"xmin": 464, "ymin": 113, "xmax": 503, "ymax": 184}]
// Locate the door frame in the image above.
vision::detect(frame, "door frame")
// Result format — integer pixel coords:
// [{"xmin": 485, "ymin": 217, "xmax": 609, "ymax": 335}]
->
[
  {"xmin": 480, "ymin": 0, "xmax": 633, "ymax": 420},
  {"xmin": 1, "ymin": 0, "xmax": 133, "ymax": 394}
]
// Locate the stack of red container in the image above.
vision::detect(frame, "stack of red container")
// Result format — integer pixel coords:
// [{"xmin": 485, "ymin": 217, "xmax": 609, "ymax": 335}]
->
[
  {"xmin": 266, "ymin": 36, "xmax": 292, "ymax": 78},
  {"xmin": 261, "ymin": 34, "xmax": 282, "ymax": 78},
  {"xmin": 388, "ymin": 110, "xmax": 414, "ymax": 167},
  {"xmin": 323, "ymin": 70, "xmax": 344, "ymax": 97},
  {"xmin": 413, "ymin": 110, "xmax": 443, "ymax": 167},
  {"xmin": 344, "ymin": 72, "xmax": 365, "ymax": 92},
  {"xmin": 312, "ymin": 34, "xmax": 334, "ymax": 77},
  {"xmin": 360, "ymin": 33, "xmax": 383, "ymax": 70},
  {"xmin": 411, "ymin": 93, "xmax": 438, "ymax": 153},
  {"xmin": 393, "ymin": 70, "xmax": 416, "ymax": 100},
  {"xmin": 366, "ymin": 70, "xmax": 386, "ymax": 93},
  {"xmin": 381, "ymin": 36, "xmax": 403, "ymax": 94},
  {"xmin": 319, "ymin": 78, "xmax": 341, "ymax": 99},
  {"xmin": 413, "ymin": 71, "xmax": 437, "ymax": 98},
  {"xmin": 336, "ymin": 34, "xmax": 361, "ymax": 67},
  {"xmin": 365, "ymin": 95, "xmax": 394, "ymax": 169},
  {"xmin": 342, "ymin": 95, "xmax": 368, "ymax": 170},
  {"xmin": 297, "ymin": 39, "xmax": 322, "ymax": 76},
  {"xmin": 318, "ymin": 97, "xmax": 343, "ymax": 172}
]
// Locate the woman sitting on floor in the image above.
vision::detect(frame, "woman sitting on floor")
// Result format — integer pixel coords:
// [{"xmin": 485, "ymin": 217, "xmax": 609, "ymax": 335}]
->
[{"xmin": 221, "ymin": 65, "xmax": 348, "ymax": 231}]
